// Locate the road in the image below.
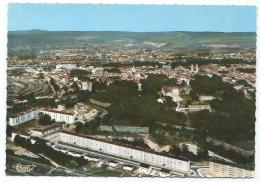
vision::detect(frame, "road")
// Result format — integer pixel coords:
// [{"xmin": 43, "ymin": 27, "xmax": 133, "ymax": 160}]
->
[
  {"xmin": 190, "ymin": 165, "xmax": 209, "ymax": 177},
  {"xmin": 48, "ymin": 81, "xmax": 56, "ymax": 95},
  {"xmin": 54, "ymin": 142, "xmax": 141, "ymax": 167}
]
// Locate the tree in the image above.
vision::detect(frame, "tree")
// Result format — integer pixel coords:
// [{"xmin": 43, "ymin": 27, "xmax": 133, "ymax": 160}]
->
[
  {"xmin": 71, "ymin": 82, "xmax": 79, "ymax": 92},
  {"xmin": 38, "ymin": 112, "xmax": 54, "ymax": 125},
  {"xmin": 181, "ymin": 144, "xmax": 189, "ymax": 153},
  {"xmin": 190, "ymin": 74, "xmax": 232, "ymax": 96},
  {"xmin": 141, "ymin": 74, "xmax": 168, "ymax": 96},
  {"xmin": 70, "ymin": 69, "xmax": 91, "ymax": 78},
  {"xmin": 14, "ymin": 135, "xmax": 27, "ymax": 147},
  {"xmin": 170, "ymin": 145, "xmax": 182, "ymax": 156},
  {"xmin": 104, "ymin": 68, "xmax": 121, "ymax": 73},
  {"xmin": 6, "ymin": 125, "xmax": 14, "ymax": 137},
  {"xmin": 197, "ymin": 147, "xmax": 209, "ymax": 160},
  {"xmin": 64, "ymin": 97, "xmax": 78, "ymax": 109},
  {"xmin": 50, "ymin": 77, "xmax": 60, "ymax": 92},
  {"xmin": 38, "ymin": 73, "xmax": 44, "ymax": 79},
  {"xmin": 75, "ymin": 122, "xmax": 83, "ymax": 133}
]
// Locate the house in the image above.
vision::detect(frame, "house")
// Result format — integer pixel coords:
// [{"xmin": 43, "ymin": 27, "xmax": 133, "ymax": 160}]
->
[
  {"xmin": 188, "ymin": 104, "xmax": 211, "ymax": 112},
  {"xmin": 81, "ymin": 81, "xmax": 92, "ymax": 91},
  {"xmin": 199, "ymin": 95, "xmax": 216, "ymax": 102},
  {"xmin": 161, "ymin": 86, "xmax": 183, "ymax": 103},
  {"xmin": 56, "ymin": 64, "xmax": 77, "ymax": 70}
]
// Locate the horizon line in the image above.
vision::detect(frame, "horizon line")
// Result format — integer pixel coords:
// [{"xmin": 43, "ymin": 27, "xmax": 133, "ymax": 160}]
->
[{"xmin": 8, "ymin": 29, "xmax": 256, "ymax": 33}]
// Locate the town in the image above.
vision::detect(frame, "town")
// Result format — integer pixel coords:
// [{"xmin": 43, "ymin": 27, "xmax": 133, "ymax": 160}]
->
[{"xmin": 6, "ymin": 42, "xmax": 255, "ymax": 177}]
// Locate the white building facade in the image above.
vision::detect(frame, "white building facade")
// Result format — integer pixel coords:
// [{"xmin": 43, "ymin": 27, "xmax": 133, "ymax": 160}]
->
[
  {"xmin": 41, "ymin": 109, "xmax": 76, "ymax": 124},
  {"xmin": 208, "ymin": 162, "xmax": 254, "ymax": 178},
  {"xmin": 60, "ymin": 132, "xmax": 190, "ymax": 174},
  {"xmin": 30, "ymin": 123, "xmax": 64, "ymax": 138},
  {"xmin": 56, "ymin": 64, "xmax": 77, "ymax": 70},
  {"xmin": 8, "ymin": 108, "xmax": 76, "ymax": 126},
  {"xmin": 81, "ymin": 81, "xmax": 92, "ymax": 91},
  {"xmin": 161, "ymin": 86, "xmax": 183, "ymax": 104},
  {"xmin": 8, "ymin": 109, "xmax": 40, "ymax": 126},
  {"xmin": 188, "ymin": 104, "xmax": 211, "ymax": 112},
  {"xmin": 199, "ymin": 96, "xmax": 216, "ymax": 102}
]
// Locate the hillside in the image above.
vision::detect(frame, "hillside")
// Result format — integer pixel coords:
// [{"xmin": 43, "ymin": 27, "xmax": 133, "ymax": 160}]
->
[{"xmin": 8, "ymin": 30, "xmax": 256, "ymax": 55}]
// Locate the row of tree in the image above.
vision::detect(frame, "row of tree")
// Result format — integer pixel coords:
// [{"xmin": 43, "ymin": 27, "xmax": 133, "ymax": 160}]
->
[
  {"xmin": 38, "ymin": 112, "xmax": 55, "ymax": 125},
  {"xmin": 13, "ymin": 135, "xmax": 89, "ymax": 168},
  {"xmin": 169, "ymin": 144, "xmax": 209, "ymax": 161}
]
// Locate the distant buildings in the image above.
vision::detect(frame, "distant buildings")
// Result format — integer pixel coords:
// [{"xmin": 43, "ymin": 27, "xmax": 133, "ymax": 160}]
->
[
  {"xmin": 92, "ymin": 67, "xmax": 104, "ymax": 76},
  {"xmin": 188, "ymin": 104, "xmax": 211, "ymax": 112},
  {"xmin": 81, "ymin": 81, "xmax": 92, "ymax": 91},
  {"xmin": 56, "ymin": 64, "xmax": 77, "ymax": 70},
  {"xmin": 191, "ymin": 64, "xmax": 199, "ymax": 74}
]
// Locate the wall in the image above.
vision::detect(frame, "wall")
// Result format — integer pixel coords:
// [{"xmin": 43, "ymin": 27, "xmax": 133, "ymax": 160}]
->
[
  {"xmin": 41, "ymin": 110, "xmax": 75, "ymax": 124},
  {"xmin": 99, "ymin": 125, "xmax": 149, "ymax": 133}
]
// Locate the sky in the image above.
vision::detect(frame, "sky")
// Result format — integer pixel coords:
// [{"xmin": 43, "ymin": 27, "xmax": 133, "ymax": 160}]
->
[{"xmin": 8, "ymin": 4, "xmax": 256, "ymax": 32}]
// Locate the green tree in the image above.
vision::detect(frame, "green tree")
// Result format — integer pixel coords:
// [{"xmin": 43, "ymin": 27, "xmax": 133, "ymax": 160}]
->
[
  {"xmin": 38, "ymin": 112, "xmax": 54, "ymax": 125},
  {"xmin": 197, "ymin": 147, "xmax": 209, "ymax": 160},
  {"xmin": 181, "ymin": 144, "xmax": 189, "ymax": 153}
]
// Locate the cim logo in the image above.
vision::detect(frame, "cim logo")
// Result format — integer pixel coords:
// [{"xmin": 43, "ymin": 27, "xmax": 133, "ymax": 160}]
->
[{"xmin": 13, "ymin": 163, "xmax": 36, "ymax": 174}]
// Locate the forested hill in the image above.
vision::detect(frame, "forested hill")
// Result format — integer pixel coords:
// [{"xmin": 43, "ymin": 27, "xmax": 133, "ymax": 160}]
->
[{"xmin": 8, "ymin": 30, "xmax": 256, "ymax": 55}]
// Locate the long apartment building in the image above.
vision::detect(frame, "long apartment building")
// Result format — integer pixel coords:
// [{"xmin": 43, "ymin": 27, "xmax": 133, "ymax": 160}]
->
[
  {"xmin": 8, "ymin": 108, "xmax": 76, "ymax": 126},
  {"xmin": 40, "ymin": 109, "xmax": 75, "ymax": 124},
  {"xmin": 8, "ymin": 109, "xmax": 40, "ymax": 126},
  {"xmin": 208, "ymin": 162, "xmax": 254, "ymax": 178},
  {"xmin": 60, "ymin": 131, "xmax": 191, "ymax": 174}
]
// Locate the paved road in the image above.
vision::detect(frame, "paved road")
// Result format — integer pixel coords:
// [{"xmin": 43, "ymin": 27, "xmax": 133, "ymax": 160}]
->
[
  {"xmin": 54, "ymin": 142, "xmax": 140, "ymax": 167},
  {"xmin": 54, "ymin": 142, "xmax": 189, "ymax": 177},
  {"xmin": 190, "ymin": 166, "xmax": 209, "ymax": 177}
]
